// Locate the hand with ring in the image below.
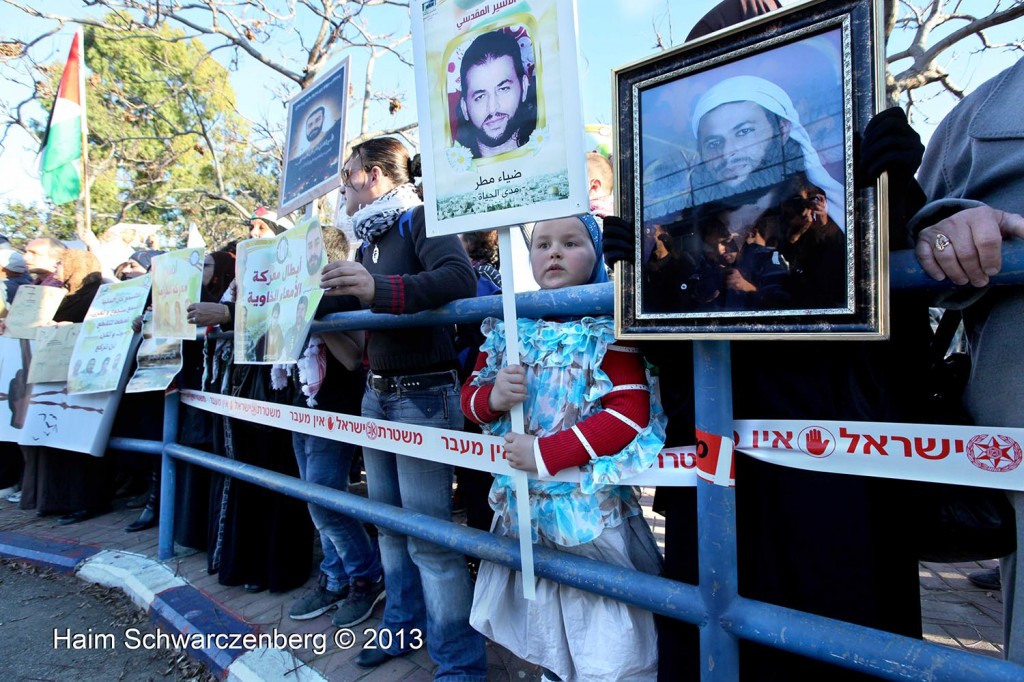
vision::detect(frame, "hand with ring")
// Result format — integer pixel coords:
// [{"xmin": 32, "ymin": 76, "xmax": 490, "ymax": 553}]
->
[{"xmin": 914, "ymin": 206, "xmax": 1024, "ymax": 287}]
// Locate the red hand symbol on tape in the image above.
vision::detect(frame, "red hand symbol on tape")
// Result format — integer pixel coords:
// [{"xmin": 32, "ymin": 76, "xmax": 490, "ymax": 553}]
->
[{"xmin": 805, "ymin": 428, "xmax": 830, "ymax": 456}]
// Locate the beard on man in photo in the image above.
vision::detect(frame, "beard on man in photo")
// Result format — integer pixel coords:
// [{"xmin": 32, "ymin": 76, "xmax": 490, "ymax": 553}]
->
[
  {"xmin": 285, "ymin": 99, "xmax": 343, "ymax": 197},
  {"xmin": 454, "ymin": 29, "xmax": 539, "ymax": 159},
  {"xmin": 688, "ymin": 75, "xmax": 846, "ymax": 232}
]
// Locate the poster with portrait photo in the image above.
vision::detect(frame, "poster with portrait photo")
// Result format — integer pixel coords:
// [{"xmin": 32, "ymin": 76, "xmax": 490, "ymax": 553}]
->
[
  {"xmin": 68, "ymin": 275, "xmax": 152, "ymax": 395},
  {"xmin": 279, "ymin": 57, "xmax": 350, "ymax": 216},
  {"xmin": 412, "ymin": 0, "xmax": 588, "ymax": 236},
  {"xmin": 151, "ymin": 247, "xmax": 204, "ymax": 340},
  {"xmin": 614, "ymin": 0, "xmax": 885, "ymax": 340},
  {"xmin": 234, "ymin": 218, "xmax": 327, "ymax": 365}
]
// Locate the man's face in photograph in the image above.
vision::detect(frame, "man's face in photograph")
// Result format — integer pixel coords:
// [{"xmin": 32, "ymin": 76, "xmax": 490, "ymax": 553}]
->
[
  {"xmin": 697, "ymin": 101, "xmax": 788, "ymax": 188},
  {"xmin": 305, "ymin": 227, "xmax": 324, "ymax": 275},
  {"xmin": 460, "ymin": 55, "xmax": 528, "ymax": 150},
  {"xmin": 305, "ymin": 107, "xmax": 326, "ymax": 142}
]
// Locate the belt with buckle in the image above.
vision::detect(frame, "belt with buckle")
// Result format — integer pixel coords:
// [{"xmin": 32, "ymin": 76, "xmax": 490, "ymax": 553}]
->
[{"xmin": 368, "ymin": 370, "xmax": 457, "ymax": 393}]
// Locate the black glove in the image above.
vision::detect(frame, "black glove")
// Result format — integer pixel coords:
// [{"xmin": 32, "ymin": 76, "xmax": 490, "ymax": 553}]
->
[
  {"xmin": 856, "ymin": 107, "xmax": 924, "ymax": 185},
  {"xmin": 857, "ymin": 107, "xmax": 928, "ymax": 247},
  {"xmin": 602, "ymin": 215, "xmax": 635, "ymax": 268}
]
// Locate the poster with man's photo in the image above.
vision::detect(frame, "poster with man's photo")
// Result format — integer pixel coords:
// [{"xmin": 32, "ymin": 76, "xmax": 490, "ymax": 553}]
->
[
  {"xmin": 151, "ymin": 247, "xmax": 203, "ymax": 340},
  {"xmin": 412, "ymin": 0, "xmax": 588, "ymax": 236},
  {"xmin": 67, "ymin": 275, "xmax": 151, "ymax": 394},
  {"xmin": 234, "ymin": 218, "xmax": 327, "ymax": 365},
  {"xmin": 278, "ymin": 57, "xmax": 350, "ymax": 216}
]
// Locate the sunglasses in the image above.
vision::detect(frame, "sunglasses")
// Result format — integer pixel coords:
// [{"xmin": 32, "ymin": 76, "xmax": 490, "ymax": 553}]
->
[{"xmin": 340, "ymin": 165, "xmax": 369, "ymax": 187}]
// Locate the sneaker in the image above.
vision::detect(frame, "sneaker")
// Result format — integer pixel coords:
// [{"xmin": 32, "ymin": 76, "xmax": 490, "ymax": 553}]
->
[
  {"xmin": 0, "ymin": 485, "xmax": 17, "ymax": 499},
  {"xmin": 332, "ymin": 576, "xmax": 385, "ymax": 628},
  {"xmin": 289, "ymin": 576, "xmax": 349, "ymax": 621},
  {"xmin": 6, "ymin": 490, "xmax": 21, "ymax": 503}
]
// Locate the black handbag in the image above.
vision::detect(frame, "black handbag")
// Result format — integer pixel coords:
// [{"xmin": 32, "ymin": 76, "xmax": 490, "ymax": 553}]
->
[{"xmin": 915, "ymin": 309, "xmax": 1016, "ymax": 563}]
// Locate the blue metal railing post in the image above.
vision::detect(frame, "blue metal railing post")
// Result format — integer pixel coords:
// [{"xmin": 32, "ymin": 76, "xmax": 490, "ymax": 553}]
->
[
  {"xmin": 158, "ymin": 391, "xmax": 180, "ymax": 561},
  {"xmin": 693, "ymin": 340, "xmax": 739, "ymax": 681}
]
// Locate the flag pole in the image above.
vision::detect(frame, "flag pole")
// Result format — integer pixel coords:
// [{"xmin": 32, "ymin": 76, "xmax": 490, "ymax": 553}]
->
[{"xmin": 77, "ymin": 27, "xmax": 91, "ymax": 238}]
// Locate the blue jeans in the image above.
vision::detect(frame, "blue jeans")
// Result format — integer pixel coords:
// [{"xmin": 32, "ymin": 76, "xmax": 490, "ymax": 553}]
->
[
  {"xmin": 292, "ymin": 433, "xmax": 381, "ymax": 592},
  {"xmin": 362, "ymin": 380, "xmax": 487, "ymax": 682}
]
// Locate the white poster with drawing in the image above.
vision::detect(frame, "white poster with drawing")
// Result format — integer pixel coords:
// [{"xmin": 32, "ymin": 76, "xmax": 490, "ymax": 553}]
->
[
  {"xmin": 0, "ymin": 337, "xmax": 32, "ymax": 442},
  {"xmin": 18, "ymin": 336, "xmax": 137, "ymax": 456}
]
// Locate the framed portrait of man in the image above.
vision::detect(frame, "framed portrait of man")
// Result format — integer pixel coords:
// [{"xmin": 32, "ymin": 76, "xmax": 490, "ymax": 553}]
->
[
  {"xmin": 279, "ymin": 57, "xmax": 351, "ymax": 216},
  {"xmin": 614, "ymin": 0, "xmax": 886, "ymax": 340},
  {"xmin": 411, "ymin": 0, "xmax": 588, "ymax": 237}
]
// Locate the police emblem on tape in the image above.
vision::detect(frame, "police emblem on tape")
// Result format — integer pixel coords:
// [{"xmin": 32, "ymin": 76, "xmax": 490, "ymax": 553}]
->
[
  {"xmin": 966, "ymin": 434, "xmax": 1022, "ymax": 473},
  {"xmin": 366, "ymin": 421, "xmax": 379, "ymax": 441}
]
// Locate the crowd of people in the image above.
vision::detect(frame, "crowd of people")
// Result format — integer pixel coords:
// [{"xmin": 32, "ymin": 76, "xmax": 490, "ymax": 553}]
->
[{"xmin": 1, "ymin": 2, "xmax": 1022, "ymax": 680}]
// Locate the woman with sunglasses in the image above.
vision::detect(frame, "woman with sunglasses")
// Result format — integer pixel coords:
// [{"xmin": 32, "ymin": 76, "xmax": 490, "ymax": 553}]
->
[{"xmin": 320, "ymin": 137, "xmax": 487, "ymax": 681}]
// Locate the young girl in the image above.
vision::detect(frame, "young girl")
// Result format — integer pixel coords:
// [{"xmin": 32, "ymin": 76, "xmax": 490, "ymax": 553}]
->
[{"xmin": 461, "ymin": 214, "xmax": 667, "ymax": 681}]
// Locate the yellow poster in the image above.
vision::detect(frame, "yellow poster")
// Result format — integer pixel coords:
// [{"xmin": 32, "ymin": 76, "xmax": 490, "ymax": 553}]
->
[
  {"xmin": 151, "ymin": 247, "xmax": 204, "ymax": 339},
  {"xmin": 234, "ymin": 219, "xmax": 327, "ymax": 365},
  {"xmin": 67, "ymin": 275, "xmax": 151, "ymax": 395}
]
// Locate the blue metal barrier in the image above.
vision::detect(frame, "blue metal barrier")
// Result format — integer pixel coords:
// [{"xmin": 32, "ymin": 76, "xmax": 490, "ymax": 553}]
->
[{"xmin": 107, "ymin": 242, "xmax": 1024, "ymax": 681}]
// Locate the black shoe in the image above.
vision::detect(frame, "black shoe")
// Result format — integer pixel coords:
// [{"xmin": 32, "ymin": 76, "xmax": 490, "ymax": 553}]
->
[
  {"xmin": 355, "ymin": 646, "xmax": 410, "ymax": 669},
  {"xmin": 244, "ymin": 583, "xmax": 267, "ymax": 594},
  {"xmin": 125, "ymin": 507, "xmax": 157, "ymax": 533},
  {"xmin": 968, "ymin": 568, "xmax": 1001, "ymax": 591},
  {"xmin": 57, "ymin": 509, "xmax": 100, "ymax": 526}
]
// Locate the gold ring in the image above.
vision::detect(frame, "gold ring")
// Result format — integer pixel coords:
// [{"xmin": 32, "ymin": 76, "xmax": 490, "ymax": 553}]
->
[{"xmin": 934, "ymin": 233, "xmax": 952, "ymax": 252}]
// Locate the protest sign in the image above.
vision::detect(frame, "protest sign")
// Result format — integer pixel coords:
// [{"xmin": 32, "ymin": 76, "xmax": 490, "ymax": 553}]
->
[
  {"xmin": 0, "ymin": 337, "xmax": 31, "ymax": 442},
  {"xmin": 151, "ymin": 247, "xmax": 203, "ymax": 339},
  {"xmin": 126, "ymin": 319, "xmax": 183, "ymax": 393},
  {"xmin": 3, "ymin": 285, "xmax": 66, "ymax": 339},
  {"xmin": 67, "ymin": 275, "xmax": 150, "ymax": 394},
  {"xmin": 27, "ymin": 323, "xmax": 81, "ymax": 384},
  {"xmin": 235, "ymin": 219, "xmax": 327, "ymax": 365},
  {"xmin": 279, "ymin": 58, "xmax": 350, "ymax": 215},
  {"xmin": 411, "ymin": 0, "xmax": 587, "ymax": 236}
]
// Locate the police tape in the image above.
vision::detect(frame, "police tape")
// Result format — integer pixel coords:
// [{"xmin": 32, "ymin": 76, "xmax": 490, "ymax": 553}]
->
[
  {"xmin": 179, "ymin": 390, "xmax": 1024, "ymax": 491},
  {"xmin": 178, "ymin": 389, "xmax": 698, "ymax": 486}
]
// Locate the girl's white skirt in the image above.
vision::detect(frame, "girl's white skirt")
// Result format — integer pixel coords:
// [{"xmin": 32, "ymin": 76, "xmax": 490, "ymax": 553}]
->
[{"xmin": 470, "ymin": 513, "xmax": 663, "ymax": 682}]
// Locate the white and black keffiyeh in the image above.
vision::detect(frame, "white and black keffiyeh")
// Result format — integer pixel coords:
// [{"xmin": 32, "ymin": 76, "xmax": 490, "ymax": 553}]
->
[{"xmin": 351, "ymin": 183, "xmax": 422, "ymax": 242}]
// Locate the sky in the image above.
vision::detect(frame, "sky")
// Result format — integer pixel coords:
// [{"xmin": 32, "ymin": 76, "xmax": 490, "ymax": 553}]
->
[{"xmin": 0, "ymin": 0, "xmax": 1021, "ymax": 214}]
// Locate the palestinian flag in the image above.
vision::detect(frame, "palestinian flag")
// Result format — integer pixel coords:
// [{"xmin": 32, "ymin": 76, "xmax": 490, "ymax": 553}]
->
[{"xmin": 40, "ymin": 31, "xmax": 84, "ymax": 205}]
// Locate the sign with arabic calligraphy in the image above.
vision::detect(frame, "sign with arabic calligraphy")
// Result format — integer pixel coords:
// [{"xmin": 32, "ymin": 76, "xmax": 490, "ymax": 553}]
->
[
  {"xmin": 234, "ymin": 218, "xmax": 327, "ymax": 365},
  {"xmin": 151, "ymin": 247, "xmax": 204, "ymax": 340},
  {"xmin": 67, "ymin": 275, "xmax": 151, "ymax": 395},
  {"xmin": 411, "ymin": 0, "xmax": 588, "ymax": 236}
]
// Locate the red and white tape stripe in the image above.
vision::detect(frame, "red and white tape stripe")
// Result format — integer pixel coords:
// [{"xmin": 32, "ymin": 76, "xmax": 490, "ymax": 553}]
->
[{"xmin": 180, "ymin": 391, "xmax": 1024, "ymax": 492}]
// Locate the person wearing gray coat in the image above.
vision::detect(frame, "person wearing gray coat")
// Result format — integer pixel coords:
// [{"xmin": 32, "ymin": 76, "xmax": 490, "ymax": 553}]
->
[{"xmin": 910, "ymin": 55, "xmax": 1024, "ymax": 663}]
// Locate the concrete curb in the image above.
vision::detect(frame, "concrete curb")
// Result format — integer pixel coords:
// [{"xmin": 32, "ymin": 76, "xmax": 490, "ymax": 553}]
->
[{"xmin": 0, "ymin": 531, "xmax": 327, "ymax": 681}]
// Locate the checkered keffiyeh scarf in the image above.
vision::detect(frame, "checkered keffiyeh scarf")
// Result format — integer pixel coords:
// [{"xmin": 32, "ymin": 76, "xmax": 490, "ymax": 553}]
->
[{"xmin": 351, "ymin": 183, "xmax": 422, "ymax": 243}]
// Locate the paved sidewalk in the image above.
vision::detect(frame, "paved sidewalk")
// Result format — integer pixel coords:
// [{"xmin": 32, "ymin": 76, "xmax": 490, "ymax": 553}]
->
[{"xmin": 0, "ymin": 489, "xmax": 1007, "ymax": 680}]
